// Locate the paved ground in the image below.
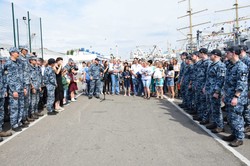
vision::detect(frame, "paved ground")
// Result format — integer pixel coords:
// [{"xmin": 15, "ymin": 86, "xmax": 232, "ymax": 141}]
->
[{"xmin": 0, "ymin": 95, "xmax": 247, "ymax": 166}]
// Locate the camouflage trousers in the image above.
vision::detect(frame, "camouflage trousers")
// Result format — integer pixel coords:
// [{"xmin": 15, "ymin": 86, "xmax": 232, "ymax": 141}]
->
[
  {"xmin": 182, "ymin": 84, "xmax": 193, "ymax": 109},
  {"xmin": 227, "ymin": 104, "xmax": 245, "ymax": 140},
  {"xmin": 23, "ymin": 85, "xmax": 31, "ymax": 119},
  {"xmin": 0, "ymin": 98, "xmax": 4, "ymax": 131},
  {"xmin": 195, "ymin": 88, "xmax": 207, "ymax": 118},
  {"xmin": 9, "ymin": 92, "xmax": 24, "ymax": 128},
  {"xmin": 89, "ymin": 79, "xmax": 101, "ymax": 97},
  {"xmin": 206, "ymin": 94, "xmax": 223, "ymax": 128},
  {"xmin": 244, "ymin": 100, "xmax": 250, "ymax": 126},
  {"xmin": 29, "ymin": 90, "xmax": 39, "ymax": 114},
  {"xmin": 46, "ymin": 86, "xmax": 55, "ymax": 113}
]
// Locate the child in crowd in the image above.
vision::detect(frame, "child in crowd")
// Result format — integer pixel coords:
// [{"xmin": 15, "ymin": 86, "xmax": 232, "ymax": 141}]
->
[
  {"xmin": 61, "ymin": 68, "xmax": 69, "ymax": 105},
  {"xmin": 166, "ymin": 64, "xmax": 175, "ymax": 100},
  {"xmin": 153, "ymin": 62, "xmax": 165, "ymax": 99},
  {"xmin": 68, "ymin": 67, "xmax": 78, "ymax": 102},
  {"xmin": 122, "ymin": 66, "xmax": 131, "ymax": 96}
]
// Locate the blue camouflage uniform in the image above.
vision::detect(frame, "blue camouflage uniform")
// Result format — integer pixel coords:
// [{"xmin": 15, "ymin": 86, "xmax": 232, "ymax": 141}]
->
[
  {"xmin": 196, "ymin": 58, "xmax": 211, "ymax": 119},
  {"xmin": 191, "ymin": 60, "xmax": 202, "ymax": 112},
  {"xmin": 4, "ymin": 58, "xmax": 25, "ymax": 128},
  {"xmin": 178, "ymin": 61, "xmax": 186, "ymax": 98},
  {"xmin": 182, "ymin": 63, "xmax": 193, "ymax": 109},
  {"xmin": 18, "ymin": 54, "xmax": 31, "ymax": 119},
  {"xmin": 0, "ymin": 60, "xmax": 7, "ymax": 131},
  {"xmin": 89, "ymin": 63, "xmax": 104, "ymax": 97},
  {"xmin": 205, "ymin": 60, "xmax": 226, "ymax": 128},
  {"xmin": 29, "ymin": 63, "xmax": 41, "ymax": 115},
  {"xmin": 240, "ymin": 55, "xmax": 250, "ymax": 126},
  {"xmin": 224, "ymin": 60, "xmax": 248, "ymax": 140},
  {"xmin": 44, "ymin": 66, "xmax": 57, "ymax": 112}
]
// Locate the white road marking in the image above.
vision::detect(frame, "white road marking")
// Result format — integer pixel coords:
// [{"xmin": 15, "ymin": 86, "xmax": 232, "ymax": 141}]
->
[
  {"xmin": 163, "ymin": 95, "xmax": 250, "ymax": 166},
  {"xmin": 0, "ymin": 92, "xmax": 83, "ymax": 147}
]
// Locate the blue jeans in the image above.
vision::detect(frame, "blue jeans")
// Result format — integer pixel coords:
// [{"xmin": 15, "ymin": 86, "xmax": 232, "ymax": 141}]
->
[
  {"xmin": 132, "ymin": 78, "xmax": 143, "ymax": 95},
  {"xmin": 111, "ymin": 74, "xmax": 120, "ymax": 94}
]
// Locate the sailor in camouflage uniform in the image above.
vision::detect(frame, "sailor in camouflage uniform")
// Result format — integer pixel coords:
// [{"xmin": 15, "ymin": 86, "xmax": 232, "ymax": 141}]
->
[
  {"xmin": 180, "ymin": 55, "xmax": 193, "ymax": 110},
  {"xmin": 29, "ymin": 56, "xmax": 43, "ymax": 119},
  {"xmin": 44, "ymin": 58, "xmax": 58, "ymax": 115},
  {"xmin": 0, "ymin": 56, "xmax": 12, "ymax": 139},
  {"xmin": 192, "ymin": 48, "xmax": 211, "ymax": 122},
  {"xmin": 203, "ymin": 49, "xmax": 226, "ymax": 134},
  {"xmin": 222, "ymin": 46, "xmax": 248, "ymax": 147},
  {"xmin": 5, "ymin": 47, "xmax": 27, "ymax": 132},
  {"xmin": 177, "ymin": 52, "xmax": 187, "ymax": 106},
  {"xmin": 238, "ymin": 45, "xmax": 250, "ymax": 133},
  {"xmin": 89, "ymin": 58, "xmax": 104, "ymax": 99},
  {"xmin": 19, "ymin": 47, "xmax": 31, "ymax": 123},
  {"xmin": 189, "ymin": 51, "xmax": 202, "ymax": 115}
]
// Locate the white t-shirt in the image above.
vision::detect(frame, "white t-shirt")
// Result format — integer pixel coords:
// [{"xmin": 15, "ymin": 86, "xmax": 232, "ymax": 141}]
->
[
  {"xmin": 131, "ymin": 64, "xmax": 142, "ymax": 79},
  {"xmin": 154, "ymin": 68, "xmax": 164, "ymax": 79},
  {"xmin": 140, "ymin": 66, "xmax": 153, "ymax": 80}
]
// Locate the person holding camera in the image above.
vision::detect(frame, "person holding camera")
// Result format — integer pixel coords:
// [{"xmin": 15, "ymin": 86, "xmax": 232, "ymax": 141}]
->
[
  {"xmin": 88, "ymin": 58, "xmax": 104, "ymax": 99},
  {"xmin": 54, "ymin": 57, "xmax": 64, "ymax": 111}
]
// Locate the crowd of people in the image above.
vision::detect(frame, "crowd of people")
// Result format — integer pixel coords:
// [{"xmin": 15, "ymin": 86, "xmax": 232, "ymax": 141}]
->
[
  {"xmin": 1, "ymin": 45, "xmax": 250, "ymax": 148},
  {"xmin": 0, "ymin": 47, "xmax": 82, "ymax": 142},
  {"xmin": 80, "ymin": 57, "xmax": 181, "ymax": 100}
]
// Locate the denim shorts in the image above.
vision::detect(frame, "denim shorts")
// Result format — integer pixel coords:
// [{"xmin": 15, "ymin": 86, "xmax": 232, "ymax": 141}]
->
[
  {"xmin": 155, "ymin": 78, "xmax": 164, "ymax": 86},
  {"xmin": 167, "ymin": 79, "xmax": 174, "ymax": 86},
  {"xmin": 142, "ymin": 79, "xmax": 151, "ymax": 88}
]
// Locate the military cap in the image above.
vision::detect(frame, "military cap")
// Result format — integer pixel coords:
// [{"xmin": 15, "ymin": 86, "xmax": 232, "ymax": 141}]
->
[
  {"xmin": 186, "ymin": 55, "xmax": 192, "ymax": 60},
  {"xmin": 9, "ymin": 47, "xmax": 19, "ymax": 54},
  {"xmin": 225, "ymin": 46, "xmax": 241, "ymax": 55},
  {"xmin": 181, "ymin": 52, "xmax": 188, "ymax": 56},
  {"xmin": 199, "ymin": 48, "xmax": 208, "ymax": 54},
  {"xmin": 95, "ymin": 58, "xmax": 100, "ymax": 61},
  {"xmin": 239, "ymin": 45, "xmax": 248, "ymax": 52},
  {"xmin": 191, "ymin": 51, "xmax": 200, "ymax": 56},
  {"xmin": 19, "ymin": 46, "xmax": 29, "ymax": 51},
  {"xmin": 68, "ymin": 58, "xmax": 74, "ymax": 63},
  {"xmin": 211, "ymin": 49, "xmax": 222, "ymax": 57},
  {"xmin": 29, "ymin": 55, "xmax": 37, "ymax": 60},
  {"xmin": 48, "ymin": 58, "xmax": 56, "ymax": 65}
]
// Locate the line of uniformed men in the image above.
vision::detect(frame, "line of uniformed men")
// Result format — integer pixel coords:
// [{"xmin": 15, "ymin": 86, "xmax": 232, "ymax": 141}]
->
[
  {"xmin": 178, "ymin": 45, "xmax": 250, "ymax": 147},
  {"xmin": 0, "ymin": 47, "xmax": 61, "ymax": 142}
]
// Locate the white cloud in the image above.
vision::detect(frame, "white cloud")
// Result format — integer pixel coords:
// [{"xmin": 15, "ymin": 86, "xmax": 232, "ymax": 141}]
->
[{"xmin": 4, "ymin": 0, "xmax": 250, "ymax": 59}]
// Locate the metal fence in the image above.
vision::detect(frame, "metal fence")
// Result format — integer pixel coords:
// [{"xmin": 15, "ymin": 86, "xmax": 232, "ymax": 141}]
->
[{"xmin": 0, "ymin": 1, "xmax": 43, "ymax": 57}]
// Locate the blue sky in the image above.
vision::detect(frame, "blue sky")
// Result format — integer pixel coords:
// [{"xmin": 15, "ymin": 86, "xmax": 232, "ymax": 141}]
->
[{"xmin": 3, "ymin": 0, "xmax": 250, "ymax": 59}]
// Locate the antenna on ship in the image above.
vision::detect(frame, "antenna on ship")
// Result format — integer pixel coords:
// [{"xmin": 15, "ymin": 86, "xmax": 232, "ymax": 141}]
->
[
  {"xmin": 214, "ymin": 0, "xmax": 250, "ymax": 45},
  {"xmin": 177, "ymin": 0, "xmax": 210, "ymax": 52}
]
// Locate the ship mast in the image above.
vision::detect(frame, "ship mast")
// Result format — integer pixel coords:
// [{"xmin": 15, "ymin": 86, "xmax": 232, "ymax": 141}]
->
[
  {"xmin": 177, "ymin": 0, "xmax": 210, "ymax": 52},
  {"xmin": 215, "ymin": 0, "xmax": 250, "ymax": 45}
]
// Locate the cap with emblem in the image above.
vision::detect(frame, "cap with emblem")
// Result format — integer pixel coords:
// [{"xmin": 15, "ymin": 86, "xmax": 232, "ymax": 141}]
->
[
  {"xmin": 181, "ymin": 52, "xmax": 188, "ymax": 56},
  {"xmin": 199, "ymin": 48, "xmax": 208, "ymax": 54},
  {"xmin": 211, "ymin": 49, "xmax": 222, "ymax": 57},
  {"xmin": 186, "ymin": 55, "xmax": 192, "ymax": 60},
  {"xmin": 225, "ymin": 46, "xmax": 241, "ymax": 55},
  {"xmin": 239, "ymin": 45, "xmax": 248, "ymax": 52},
  {"xmin": 9, "ymin": 47, "xmax": 19, "ymax": 54},
  {"xmin": 191, "ymin": 51, "xmax": 200, "ymax": 56},
  {"xmin": 29, "ymin": 55, "xmax": 37, "ymax": 60}
]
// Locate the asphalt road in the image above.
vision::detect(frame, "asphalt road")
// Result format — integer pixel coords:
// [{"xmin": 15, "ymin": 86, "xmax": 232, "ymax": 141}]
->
[{"xmin": 0, "ymin": 95, "xmax": 246, "ymax": 166}]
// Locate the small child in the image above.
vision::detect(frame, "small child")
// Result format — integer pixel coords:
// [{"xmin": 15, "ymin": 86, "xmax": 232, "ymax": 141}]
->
[
  {"xmin": 122, "ymin": 66, "xmax": 131, "ymax": 96},
  {"xmin": 166, "ymin": 64, "xmax": 175, "ymax": 100},
  {"xmin": 61, "ymin": 69, "xmax": 69, "ymax": 105}
]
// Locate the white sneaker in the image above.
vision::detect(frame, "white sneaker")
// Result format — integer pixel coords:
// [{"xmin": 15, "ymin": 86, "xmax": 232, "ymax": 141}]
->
[
  {"xmin": 71, "ymin": 98, "xmax": 76, "ymax": 102},
  {"xmin": 59, "ymin": 107, "xmax": 65, "ymax": 111},
  {"xmin": 169, "ymin": 98, "xmax": 174, "ymax": 102}
]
